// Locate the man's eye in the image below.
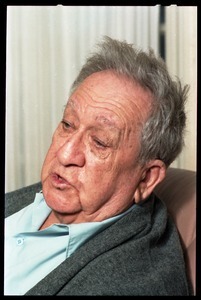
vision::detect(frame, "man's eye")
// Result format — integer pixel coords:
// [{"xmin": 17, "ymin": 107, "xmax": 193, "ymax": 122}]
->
[
  {"xmin": 61, "ymin": 120, "xmax": 72, "ymax": 129},
  {"xmin": 94, "ymin": 138, "xmax": 107, "ymax": 148}
]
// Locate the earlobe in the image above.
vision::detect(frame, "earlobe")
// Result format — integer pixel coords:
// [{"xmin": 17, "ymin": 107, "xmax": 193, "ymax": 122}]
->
[
  {"xmin": 134, "ymin": 160, "xmax": 166, "ymax": 203},
  {"xmin": 134, "ymin": 188, "xmax": 142, "ymax": 204}
]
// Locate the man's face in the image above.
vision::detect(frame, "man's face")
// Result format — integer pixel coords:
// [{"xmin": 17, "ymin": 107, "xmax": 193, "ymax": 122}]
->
[{"xmin": 41, "ymin": 71, "xmax": 153, "ymax": 223}]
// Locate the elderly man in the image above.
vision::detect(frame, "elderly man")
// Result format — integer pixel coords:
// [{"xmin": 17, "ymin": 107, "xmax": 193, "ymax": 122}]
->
[{"xmin": 5, "ymin": 36, "xmax": 191, "ymax": 295}]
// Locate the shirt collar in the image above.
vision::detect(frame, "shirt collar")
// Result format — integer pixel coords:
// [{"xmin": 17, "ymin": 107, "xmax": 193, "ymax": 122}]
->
[{"xmin": 31, "ymin": 193, "xmax": 52, "ymax": 230}]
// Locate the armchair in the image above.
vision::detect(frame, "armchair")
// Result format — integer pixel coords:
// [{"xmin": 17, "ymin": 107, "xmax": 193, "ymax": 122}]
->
[{"xmin": 154, "ymin": 167, "xmax": 196, "ymax": 295}]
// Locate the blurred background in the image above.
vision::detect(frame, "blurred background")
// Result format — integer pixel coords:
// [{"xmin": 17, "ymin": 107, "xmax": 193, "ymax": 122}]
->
[{"xmin": 5, "ymin": 5, "xmax": 197, "ymax": 193}]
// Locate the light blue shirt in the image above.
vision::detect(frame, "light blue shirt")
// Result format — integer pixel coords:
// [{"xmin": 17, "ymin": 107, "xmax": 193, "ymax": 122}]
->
[{"xmin": 4, "ymin": 192, "xmax": 135, "ymax": 295}]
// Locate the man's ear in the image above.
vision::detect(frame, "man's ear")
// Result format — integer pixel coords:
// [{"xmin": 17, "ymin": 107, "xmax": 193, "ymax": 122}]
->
[{"xmin": 134, "ymin": 160, "xmax": 166, "ymax": 203}]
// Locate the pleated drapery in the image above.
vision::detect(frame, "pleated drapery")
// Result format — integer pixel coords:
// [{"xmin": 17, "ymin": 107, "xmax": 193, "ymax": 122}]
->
[{"xmin": 165, "ymin": 6, "xmax": 197, "ymax": 171}]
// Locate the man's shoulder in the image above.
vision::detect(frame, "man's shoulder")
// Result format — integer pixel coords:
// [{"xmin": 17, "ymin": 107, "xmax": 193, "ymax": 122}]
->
[{"xmin": 5, "ymin": 182, "xmax": 42, "ymax": 218}]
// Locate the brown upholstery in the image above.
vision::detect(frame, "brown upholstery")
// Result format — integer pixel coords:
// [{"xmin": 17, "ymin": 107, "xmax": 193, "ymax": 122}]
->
[{"xmin": 154, "ymin": 167, "xmax": 196, "ymax": 295}]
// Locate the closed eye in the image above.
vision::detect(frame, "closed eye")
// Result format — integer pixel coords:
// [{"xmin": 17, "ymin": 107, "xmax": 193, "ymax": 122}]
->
[{"xmin": 94, "ymin": 138, "xmax": 107, "ymax": 148}]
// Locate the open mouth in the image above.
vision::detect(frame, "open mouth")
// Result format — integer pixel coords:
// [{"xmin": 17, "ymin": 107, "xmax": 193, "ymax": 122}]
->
[{"xmin": 51, "ymin": 173, "xmax": 70, "ymax": 188}]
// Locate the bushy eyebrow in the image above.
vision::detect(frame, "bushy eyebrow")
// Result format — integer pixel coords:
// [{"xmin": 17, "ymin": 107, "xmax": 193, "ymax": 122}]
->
[
  {"xmin": 65, "ymin": 98, "xmax": 121, "ymax": 135},
  {"xmin": 95, "ymin": 115, "xmax": 119, "ymax": 129}
]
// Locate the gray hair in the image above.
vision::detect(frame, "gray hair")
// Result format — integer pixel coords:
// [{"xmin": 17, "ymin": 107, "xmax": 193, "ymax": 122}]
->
[{"xmin": 70, "ymin": 36, "xmax": 189, "ymax": 167}]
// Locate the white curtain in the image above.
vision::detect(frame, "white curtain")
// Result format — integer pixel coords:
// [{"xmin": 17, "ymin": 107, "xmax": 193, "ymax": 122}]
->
[
  {"xmin": 165, "ymin": 6, "xmax": 197, "ymax": 172},
  {"xmin": 6, "ymin": 5, "xmax": 160, "ymax": 192}
]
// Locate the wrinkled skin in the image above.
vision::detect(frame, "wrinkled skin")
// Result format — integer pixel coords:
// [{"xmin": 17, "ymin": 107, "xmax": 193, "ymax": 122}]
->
[{"xmin": 41, "ymin": 70, "xmax": 165, "ymax": 227}]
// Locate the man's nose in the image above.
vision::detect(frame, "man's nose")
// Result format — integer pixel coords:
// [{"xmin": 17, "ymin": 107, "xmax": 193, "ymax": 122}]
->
[{"xmin": 56, "ymin": 132, "xmax": 86, "ymax": 167}]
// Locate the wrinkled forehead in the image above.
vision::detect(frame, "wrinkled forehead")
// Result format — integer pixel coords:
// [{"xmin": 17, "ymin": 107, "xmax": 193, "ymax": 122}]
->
[{"xmin": 66, "ymin": 71, "xmax": 153, "ymax": 127}]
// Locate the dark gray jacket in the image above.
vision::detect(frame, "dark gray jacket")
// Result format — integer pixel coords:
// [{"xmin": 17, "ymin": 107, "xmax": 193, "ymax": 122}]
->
[{"xmin": 5, "ymin": 183, "xmax": 192, "ymax": 296}]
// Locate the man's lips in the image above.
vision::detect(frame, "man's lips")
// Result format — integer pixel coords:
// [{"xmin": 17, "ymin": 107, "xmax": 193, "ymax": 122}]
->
[{"xmin": 51, "ymin": 173, "xmax": 72, "ymax": 189}]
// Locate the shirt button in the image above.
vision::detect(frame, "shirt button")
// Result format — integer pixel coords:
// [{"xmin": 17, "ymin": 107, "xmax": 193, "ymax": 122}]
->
[{"xmin": 16, "ymin": 238, "xmax": 24, "ymax": 245}]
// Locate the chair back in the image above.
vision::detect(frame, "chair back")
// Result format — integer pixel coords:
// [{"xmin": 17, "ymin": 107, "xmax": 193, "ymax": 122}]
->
[{"xmin": 154, "ymin": 167, "xmax": 196, "ymax": 295}]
